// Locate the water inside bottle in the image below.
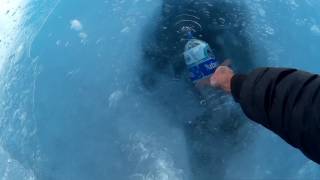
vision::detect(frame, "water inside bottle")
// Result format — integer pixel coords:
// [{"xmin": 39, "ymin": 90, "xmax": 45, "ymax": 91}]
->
[{"xmin": 184, "ymin": 39, "xmax": 219, "ymax": 85}]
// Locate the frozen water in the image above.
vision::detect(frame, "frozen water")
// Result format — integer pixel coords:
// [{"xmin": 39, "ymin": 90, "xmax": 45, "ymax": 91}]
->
[
  {"xmin": 70, "ymin": 19, "xmax": 83, "ymax": 31},
  {"xmin": 0, "ymin": 0, "xmax": 319, "ymax": 179}
]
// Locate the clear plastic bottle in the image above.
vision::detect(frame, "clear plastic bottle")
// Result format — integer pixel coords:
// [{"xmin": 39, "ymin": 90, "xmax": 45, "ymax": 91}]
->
[{"xmin": 184, "ymin": 38, "xmax": 219, "ymax": 86}]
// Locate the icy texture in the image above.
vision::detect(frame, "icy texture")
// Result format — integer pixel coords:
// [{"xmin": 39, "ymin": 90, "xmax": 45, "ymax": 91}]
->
[{"xmin": 0, "ymin": 0, "xmax": 319, "ymax": 180}]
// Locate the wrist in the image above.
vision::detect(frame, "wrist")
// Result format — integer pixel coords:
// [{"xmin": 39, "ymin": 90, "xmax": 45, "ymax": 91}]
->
[{"xmin": 231, "ymin": 74, "xmax": 247, "ymax": 102}]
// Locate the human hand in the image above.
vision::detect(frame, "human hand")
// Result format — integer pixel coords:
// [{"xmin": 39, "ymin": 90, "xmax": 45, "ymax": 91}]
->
[{"xmin": 210, "ymin": 66, "xmax": 234, "ymax": 93}]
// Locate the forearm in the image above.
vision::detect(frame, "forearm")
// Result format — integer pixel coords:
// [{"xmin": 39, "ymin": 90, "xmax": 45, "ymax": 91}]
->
[
  {"xmin": 230, "ymin": 74, "xmax": 247, "ymax": 103},
  {"xmin": 230, "ymin": 67, "xmax": 320, "ymax": 164}
]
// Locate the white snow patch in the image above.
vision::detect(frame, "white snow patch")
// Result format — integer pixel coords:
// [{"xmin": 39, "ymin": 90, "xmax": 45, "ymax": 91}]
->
[
  {"xmin": 108, "ymin": 90, "xmax": 124, "ymax": 107},
  {"xmin": 79, "ymin": 32, "xmax": 88, "ymax": 39},
  {"xmin": 310, "ymin": 24, "xmax": 320, "ymax": 35},
  {"xmin": 70, "ymin": 19, "xmax": 83, "ymax": 31},
  {"xmin": 265, "ymin": 26, "xmax": 275, "ymax": 35},
  {"xmin": 121, "ymin": 26, "xmax": 130, "ymax": 33},
  {"xmin": 0, "ymin": 0, "xmax": 27, "ymax": 72},
  {"xmin": 70, "ymin": 19, "xmax": 89, "ymax": 43}
]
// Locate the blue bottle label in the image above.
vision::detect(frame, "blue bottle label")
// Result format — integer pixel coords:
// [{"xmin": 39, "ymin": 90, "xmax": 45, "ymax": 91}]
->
[{"xmin": 188, "ymin": 58, "xmax": 219, "ymax": 82}]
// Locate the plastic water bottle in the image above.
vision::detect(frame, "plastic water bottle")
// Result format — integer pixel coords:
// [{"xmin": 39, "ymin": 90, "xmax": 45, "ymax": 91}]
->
[{"xmin": 184, "ymin": 36, "xmax": 219, "ymax": 84}]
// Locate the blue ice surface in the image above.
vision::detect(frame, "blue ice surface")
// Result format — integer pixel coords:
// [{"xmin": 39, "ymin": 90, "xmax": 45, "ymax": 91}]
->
[{"xmin": 0, "ymin": 0, "xmax": 320, "ymax": 179}]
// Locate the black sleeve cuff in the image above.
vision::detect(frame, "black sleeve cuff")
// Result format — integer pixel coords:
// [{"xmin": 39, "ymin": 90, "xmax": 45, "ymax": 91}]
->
[{"xmin": 231, "ymin": 74, "xmax": 247, "ymax": 102}]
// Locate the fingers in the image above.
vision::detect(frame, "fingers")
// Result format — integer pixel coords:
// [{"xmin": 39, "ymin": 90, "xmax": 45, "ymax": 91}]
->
[
  {"xmin": 209, "ymin": 66, "xmax": 234, "ymax": 93},
  {"xmin": 217, "ymin": 66, "xmax": 230, "ymax": 73}
]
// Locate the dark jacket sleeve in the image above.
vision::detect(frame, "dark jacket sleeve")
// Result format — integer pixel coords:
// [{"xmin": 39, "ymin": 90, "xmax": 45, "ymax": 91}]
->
[{"xmin": 231, "ymin": 67, "xmax": 320, "ymax": 164}]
